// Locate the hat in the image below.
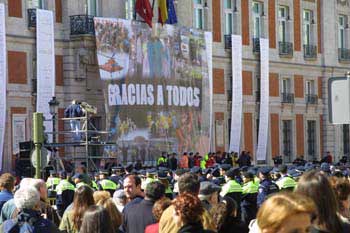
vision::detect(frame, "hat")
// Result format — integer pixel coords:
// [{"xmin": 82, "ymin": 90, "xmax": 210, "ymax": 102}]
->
[
  {"xmin": 112, "ymin": 166, "xmax": 123, "ymax": 172},
  {"xmin": 58, "ymin": 170, "xmax": 67, "ymax": 178},
  {"xmin": 72, "ymin": 173, "xmax": 84, "ymax": 180},
  {"xmin": 321, "ymin": 162, "xmax": 330, "ymax": 172},
  {"xmin": 240, "ymin": 166, "xmax": 249, "ymax": 172},
  {"xmin": 199, "ymin": 181, "xmax": 221, "ymax": 195},
  {"xmin": 220, "ymin": 164, "xmax": 231, "ymax": 171},
  {"xmin": 295, "ymin": 166, "xmax": 305, "ymax": 173},
  {"xmin": 147, "ymin": 168, "xmax": 157, "ymax": 175},
  {"xmin": 211, "ymin": 168, "xmax": 220, "ymax": 177},
  {"xmin": 202, "ymin": 168, "xmax": 212, "ymax": 175},
  {"xmin": 175, "ymin": 169, "xmax": 186, "ymax": 176},
  {"xmin": 259, "ymin": 167, "xmax": 272, "ymax": 176},
  {"xmin": 158, "ymin": 171, "xmax": 168, "ymax": 179},
  {"xmin": 99, "ymin": 170, "xmax": 109, "ymax": 175},
  {"xmin": 278, "ymin": 165, "xmax": 288, "ymax": 173},
  {"xmin": 113, "ymin": 189, "xmax": 126, "ymax": 200},
  {"xmin": 226, "ymin": 168, "xmax": 239, "ymax": 178},
  {"xmin": 190, "ymin": 166, "xmax": 201, "ymax": 174},
  {"xmin": 49, "ymin": 170, "xmax": 57, "ymax": 175}
]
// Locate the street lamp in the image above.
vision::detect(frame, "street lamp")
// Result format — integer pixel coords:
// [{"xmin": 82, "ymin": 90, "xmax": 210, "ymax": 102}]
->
[{"xmin": 48, "ymin": 96, "xmax": 59, "ymax": 144}]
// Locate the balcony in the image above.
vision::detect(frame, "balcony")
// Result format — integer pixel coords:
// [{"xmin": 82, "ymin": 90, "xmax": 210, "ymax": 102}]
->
[
  {"xmin": 227, "ymin": 90, "xmax": 232, "ymax": 102},
  {"xmin": 338, "ymin": 48, "xmax": 350, "ymax": 62},
  {"xmin": 255, "ymin": 91, "xmax": 260, "ymax": 102},
  {"xmin": 303, "ymin": 44, "xmax": 317, "ymax": 59},
  {"xmin": 70, "ymin": 15, "xmax": 95, "ymax": 36},
  {"xmin": 224, "ymin": 35, "xmax": 232, "ymax": 50},
  {"xmin": 278, "ymin": 41, "xmax": 293, "ymax": 57},
  {"xmin": 281, "ymin": 93, "xmax": 294, "ymax": 103},
  {"xmin": 253, "ymin": 38, "xmax": 260, "ymax": 53},
  {"xmin": 306, "ymin": 94, "xmax": 318, "ymax": 104},
  {"xmin": 27, "ymin": 9, "xmax": 36, "ymax": 29}
]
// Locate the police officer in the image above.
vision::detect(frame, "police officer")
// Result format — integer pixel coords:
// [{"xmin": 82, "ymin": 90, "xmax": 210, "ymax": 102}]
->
[
  {"xmin": 73, "ymin": 173, "xmax": 89, "ymax": 189},
  {"xmin": 97, "ymin": 170, "xmax": 119, "ymax": 196},
  {"xmin": 241, "ymin": 171, "xmax": 259, "ymax": 225},
  {"xmin": 220, "ymin": 168, "xmax": 242, "ymax": 216},
  {"xmin": 141, "ymin": 168, "xmax": 158, "ymax": 190},
  {"xmin": 46, "ymin": 170, "xmax": 61, "ymax": 198},
  {"xmin": 257, "ymin": 167, "xmax": 279, "ymax": 208},
  {"xmin": 55, "ymin": 171, "xmax": 75, "ymax": 217},
  {"xmin": 110, "ymin": 166, "xmax": 124, "ymax": 188},
  {"xmin": 276, "ymin": 165, "xmax": 297, "ymax": 191},
  {"xmin": 158, "ymin": 170, "xmax": 173, "ymax": 199}
]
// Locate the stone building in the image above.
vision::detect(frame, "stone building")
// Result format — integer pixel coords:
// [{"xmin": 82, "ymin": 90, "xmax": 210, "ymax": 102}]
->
[{"xmin": 2, "ymin": 0, "xmax": 350, "ymax": 171}]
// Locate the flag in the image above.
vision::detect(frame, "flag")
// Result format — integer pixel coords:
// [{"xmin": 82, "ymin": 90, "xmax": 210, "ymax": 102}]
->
[
  {"xmin": 165, "ymin": 0, "xmax": 177, "ymax": 24},
  {"xmin": 135, "ymin": 0, "xmax": 153, "ymax": 27}
]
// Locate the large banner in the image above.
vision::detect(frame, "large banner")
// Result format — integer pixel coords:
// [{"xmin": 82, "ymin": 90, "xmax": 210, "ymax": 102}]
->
[
  {"xmin": 229, "ymin": 35, "xmax": 243, "ymax": 153},
  {"xmin": 0, "ymin": 3, "xmax": 6, "ymax": 170},
  {"xmin": 36, "ymin": 9, "xmax": 55, "ymax": 142},
  {"xmin": 256, "ymin": 38, "xmax": 269, "ymax": 161},
  {"xmin": 94, "ymin": 18, "xmax": 212, "ymax": 163}
]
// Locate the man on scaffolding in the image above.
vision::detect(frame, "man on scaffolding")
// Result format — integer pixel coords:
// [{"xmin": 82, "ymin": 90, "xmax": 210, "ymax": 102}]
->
[{"xmin": 64, "ymin": 100, "xmax": 84, "ymax": 141}]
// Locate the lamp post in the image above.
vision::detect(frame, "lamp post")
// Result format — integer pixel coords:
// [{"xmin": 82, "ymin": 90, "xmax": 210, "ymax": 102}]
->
[
  {"xmin": 48, "ymin": 96, "xmax": 59, "ymax": 172},
  {"xmin": 48, "ymin": 96, "xmax": 60, "ymax": 144}
]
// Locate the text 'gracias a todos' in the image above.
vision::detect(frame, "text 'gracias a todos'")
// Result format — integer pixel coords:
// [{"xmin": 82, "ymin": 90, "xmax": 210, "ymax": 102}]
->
[{"xmin": 108, "ymin": 83, "xmax": 201, "ymax": 107}]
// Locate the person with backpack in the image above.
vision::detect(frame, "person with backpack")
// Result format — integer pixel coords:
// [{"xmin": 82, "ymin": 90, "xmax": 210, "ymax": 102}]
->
[
  {"xmin": 257, "ymin": 167, "xmax": 279, "ymax": 208},
  {"xmin": 0, "ymin": 187, "xmax": 60, "ymax": 233}
]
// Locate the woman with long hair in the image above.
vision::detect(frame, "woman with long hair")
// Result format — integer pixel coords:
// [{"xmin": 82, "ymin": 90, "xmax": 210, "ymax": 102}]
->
[
  {"xmin": 96, "ymin": 197, "xmax": 123, "ymax": 233},
  {"xmin": 256, "ymin": 192, "xmax": 315, "ymax": 233},
  {"xmin": 172, "ymin": 192, "xmax": 215, "ymax": 233},
  {"xmin": 80, "ymin": 205, "xmax": 114, "ymax": 233},
  {"xmin": 329, "ymin": 176, "xmax": 350, "ymax": 220},
  {"xmin": 295, "ymin": 171, "xmax": 350, "ymax": 233},
  {"xmin": 59, "ymin": 185, "xmax": 95, "ymax": 233}
]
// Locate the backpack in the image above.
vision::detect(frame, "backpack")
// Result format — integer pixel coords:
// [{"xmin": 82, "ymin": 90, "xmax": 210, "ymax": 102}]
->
[{"xmin": 2, "ymin": 213, "xmax": 51, "ymax": 233}]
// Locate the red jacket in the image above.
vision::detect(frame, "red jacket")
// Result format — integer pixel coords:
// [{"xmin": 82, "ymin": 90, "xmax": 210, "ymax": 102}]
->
[{"xmin": 145, "ymin": 223, "xmax": 159, "ymax": 233}]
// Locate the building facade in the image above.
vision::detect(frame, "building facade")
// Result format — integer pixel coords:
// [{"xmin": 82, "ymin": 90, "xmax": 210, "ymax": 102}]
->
[{"xmin": 2, "ymin": 0, "xmax": 350, "ymax": 171}]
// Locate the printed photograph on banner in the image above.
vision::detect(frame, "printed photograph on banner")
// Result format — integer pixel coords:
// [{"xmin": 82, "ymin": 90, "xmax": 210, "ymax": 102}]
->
[{"xmin": 94, "ymin": 18, "xmax": 211, "ymax": 163}]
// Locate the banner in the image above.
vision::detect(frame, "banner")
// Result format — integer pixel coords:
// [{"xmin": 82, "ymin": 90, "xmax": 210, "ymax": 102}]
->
[
  {"xmin": 204, "ymin": 32, "xmax": 213, "ymax": 152},
  {"xmin": 229, "ymin": 35, "xmax": 243, "ymax": 153},
  {"xmin": 36, "ymin": 9, "xmax": 55, "ymax": 142},
  {"xmin": 0, "ymin": 3, "xmax": 6, "ymax": 170},
  {"xmin": 12, "ymin": 115, "xmax": 26, "ymax": 155},
  {"xmin": 94, "ymin": 18, "xmax": 211, "ymax": 163},
  {"xmin": 256, "ymin": 38, "xmax": 269, "ymax": 161}
]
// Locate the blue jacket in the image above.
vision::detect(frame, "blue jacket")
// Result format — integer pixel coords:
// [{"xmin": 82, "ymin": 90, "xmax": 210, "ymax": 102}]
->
[
  {"xmin": 64, "ymin": 103, "xmax": 83, "ymax": 118},
  {"xmin": 257, "ymin": 179, "xmax": 279, "ymax": 207}
]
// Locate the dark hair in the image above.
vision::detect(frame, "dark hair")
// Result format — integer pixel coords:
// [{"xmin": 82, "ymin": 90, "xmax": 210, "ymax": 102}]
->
[
  {"xmin": 80, "ymin": 205, "xmax": 114, "ymax": 233},
  {"xmin": 0, "ymin": 173, "xmax": 15, "ymax": 191},
  {"xmin": 210, "ymin": 197, "xmax": 238, "ymax": 231},
  {"xmin": 145, "ymin": 181, "xmax": 165, "ymax": 201},
  {"xmin": 72, "ymin": 185, "xmax": 95, "ymax": 231},
  {"xmin": 172, "ymin": 192, "xmax": 204, "ymax": 224},
  {"xmin": 124, "ymin": 174, "xmax": 141, "ymax": 187},
  {"xmin": 295, "ymin": 171, "xmax": 342, "ymax": 233},
  {"xmin": 329, "ymin": 176, "xmax": 350, "ymax": 218},
  {"xmin": 152, "ymin": 198, "xmax": 172, "ymax": 222},
  {"xmin": 178, "ymin": 173, "xmax": 200, "ymax": 194}
]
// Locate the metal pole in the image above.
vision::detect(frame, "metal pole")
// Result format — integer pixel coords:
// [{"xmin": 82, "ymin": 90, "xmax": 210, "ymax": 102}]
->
[
  {"xmin": 33, "ymin": 112, "xmax": 44, "ymax": 179},
  {"xmin": 35, "ymin": 143, "xmax": 42, "ymax": 179}
]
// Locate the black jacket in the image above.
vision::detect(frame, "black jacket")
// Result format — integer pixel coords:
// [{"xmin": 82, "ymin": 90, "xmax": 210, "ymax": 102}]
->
[
  {"xmin": 178, "ymin": 222, "xmax": 215, "ymax": 233},
  {"xmin": 122, "ymin": 199, "xmax": 155, "ymax": 233}
]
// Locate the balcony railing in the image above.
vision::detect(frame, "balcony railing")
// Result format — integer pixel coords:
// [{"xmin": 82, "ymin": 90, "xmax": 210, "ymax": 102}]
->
[
  {"xmin": 281, "ymin": 93, "xmax": 294, "ymax": 103},
  {"xmin": 306, "ymin": 94, "xmax": 318, "ymax": 104},
  {"xmin": 303, "ymin": 44, "xmax": 317, "ymax": 59},
  {"xmin": 279, "ymin": 41, "xmax": 293, "ymax": 57},
  {"xmin": 338, "ymin": 48, "xmax": 350, "ymax": 61},
  {"xmin": 70, "ymin": 15, "xmax": 95, "ymax": 35},
  {"xmin": 224, "ymin": 35, "xmax": 232, "ymax": 50},
  {"xmin": 27, "ymin": 9, "xmax": 36, "ymax": 28},
  {"xmin": 253, "ymin": 38, "xmax": 260, "ymax": 53},
  {"xmin": 255, "ymin": 91, "xmax": 260, "ymax": 102},
  {"xmin": 227, "ymin": 90, "xmax": 232, "ymax": 102}
]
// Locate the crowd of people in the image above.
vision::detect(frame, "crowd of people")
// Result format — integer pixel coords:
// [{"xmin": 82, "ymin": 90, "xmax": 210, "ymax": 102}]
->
[{"xmin": 0, "ymin": 150, "xmax": 350, "ymax": 232}]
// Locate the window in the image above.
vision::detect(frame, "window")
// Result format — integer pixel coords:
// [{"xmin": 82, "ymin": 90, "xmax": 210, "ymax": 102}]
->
[
  {"xmin": 339, "ymin": 15, "xmax": 346, "ymax": 49},
  {"xmin": 282, "ymin": 78, "xmax": 291, "ymax": 93},
  {"xmin": 307, "ymin": 120, "xmax": 316, "ymax": 160},
  {"xmin": 282, "ymin": 120, "xmax": 292, "ymax": 162},
  {"xmin": 303, "ymin": 10, "xmax": 312, "ymax": 45},
  {"xmin": 28, "ymin": 0, "xmax": 43, "ymax": 9},
  {"xmin": 86, "ymin": 0, "xmax": 97, "ymax": 16},
  {"xmin": 278, "ymin": 6, "xmax": 288, "ymax": 42},
  {"xmin": 252, "ymin": 1, "xmax": 263, "ymax": 38},
  {"xmin": 224, "ymin": 0, "xmax": 233, "ymax": 35},
  {"xmin": 125, "ymin": 0, "xmax": 135, "ymax": 20},
  {"xmin": 343, "ymin": 125, "xmax": 350, "ymax": 155},
  {"xmin": 306, "ymin": 80, "xmax": 315, "ymax": 95},
  {"xmin": 194, "ymin": 0, "xmax": 204, "ymax": 30}
]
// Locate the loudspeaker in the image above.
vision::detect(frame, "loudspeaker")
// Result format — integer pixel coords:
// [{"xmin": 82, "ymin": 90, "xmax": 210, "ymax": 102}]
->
[{"xmin": 19, "ymin": 141, "xmax": 34, "ymax": 159}]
